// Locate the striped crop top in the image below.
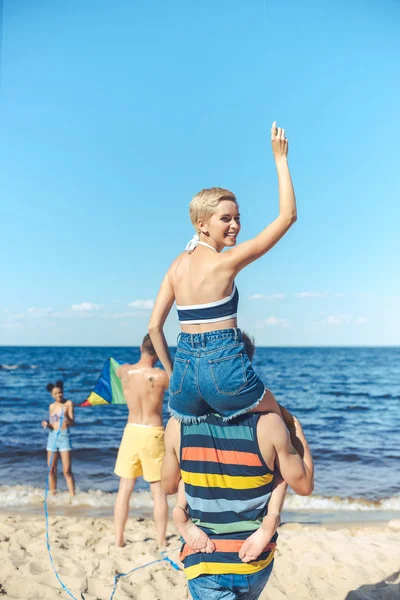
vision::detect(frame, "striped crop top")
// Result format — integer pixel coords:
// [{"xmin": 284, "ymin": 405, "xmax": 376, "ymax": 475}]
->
[
  {"xmin": 176, "ymin": 283, "xmax": 239, "ymax": 325},
  {"xmin": 177, "ymin": 236, "xmax": 239, "ymax": 325}
]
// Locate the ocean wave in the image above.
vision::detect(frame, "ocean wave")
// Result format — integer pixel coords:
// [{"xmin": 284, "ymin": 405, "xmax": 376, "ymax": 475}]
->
[
  {"xmin": 0, "ymin": 485, "xmax": 157, "ymax": 509},
  {"xmin": 284, "ymin": 494, "xmax": 400, "ymax": 512},
  {"xmin": 0, "ymin": 364, "xmax": 38, "ymax": 370},
  {"xmin": 323, "ymin": 390, "xmax": 400, "ymax": 400},
  {"xmin": 1, "ymin": 485, "xmax": 399, "ymax": 512}
]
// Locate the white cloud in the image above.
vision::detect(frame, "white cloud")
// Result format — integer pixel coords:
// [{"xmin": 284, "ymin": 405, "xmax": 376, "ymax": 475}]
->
[
  {"xmin": 354, "ymin": 317, "xmax": 368, "ymax": 326},
  {"xmin": 296, "ymin": 291, "xmax": 329, "ymax": 298},
  {"xmin": 28, "ymin": 307, "xmax": 53, "ymax": 317},
  {"xmin": 319, "ymin": 314, "xmax": 352, "ymax": 326},
  {"xmin": 71, "ymin": 302, "xmax": 103, "ymax": 312},
  {"xmin": 102, "ymin": 311, "xmax": 148, "ymax": 319},
  {"xmin": 128, "ymin": 299, "xmax": 154, "ymax": 310},
  {"xmin": 319, "ymin": 314, "xmax": 368, "ymax": 327},
  {"xmin": 248, "ymin": 294, "xmax": 286, "ymax": 301},
  {"xmin": 1, "ymin": 312, "xmax": 26, "ymax": 329},
  {"xmin": 261, "ymin": 316, "xmax": 290, "ymax": 327}
]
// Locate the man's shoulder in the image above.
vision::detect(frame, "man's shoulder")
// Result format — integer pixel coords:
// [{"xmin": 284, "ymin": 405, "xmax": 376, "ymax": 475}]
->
[
  {"xmin": 117, "ymin": 362, "xmax": 137, "ymax": 373},
  {"xmin": 151, "ymin": 367, "xmax": 169, "ymax": 384},
  {"xmin": 257, "ymin": 412, "xmax": 284, "ymax": 435},
  {"xmin": 152, "ymin": 366, "xmax": 168, "ymax": 377}
]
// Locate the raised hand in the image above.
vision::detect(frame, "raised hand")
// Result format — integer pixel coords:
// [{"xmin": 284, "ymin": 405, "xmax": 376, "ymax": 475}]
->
[{"xmin": 271, "ymin": 121, "xmax": 288, "ymax": 161}]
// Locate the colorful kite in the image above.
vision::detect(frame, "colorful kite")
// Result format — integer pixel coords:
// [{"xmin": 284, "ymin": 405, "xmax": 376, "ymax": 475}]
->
[{"xmin": 79, "ymin": 358, "xmax": 126, "ymax": 406}]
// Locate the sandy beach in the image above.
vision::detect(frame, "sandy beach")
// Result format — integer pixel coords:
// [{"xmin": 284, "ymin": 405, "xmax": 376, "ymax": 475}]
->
[{"xmin": 1, "ymin": 512, "xmax": 399, "ymax": 600}]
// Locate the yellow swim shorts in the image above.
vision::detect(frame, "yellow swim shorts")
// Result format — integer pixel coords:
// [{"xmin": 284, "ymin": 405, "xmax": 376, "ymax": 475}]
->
[{"xmin": 114, "ymin": 424, "xmax": 165, "ymax": 482}]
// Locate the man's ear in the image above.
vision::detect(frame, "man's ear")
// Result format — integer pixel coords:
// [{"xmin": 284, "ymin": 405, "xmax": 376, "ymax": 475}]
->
[{"xmin": 140, "ymin": 345, "xmax": 143, "ymax": 353}]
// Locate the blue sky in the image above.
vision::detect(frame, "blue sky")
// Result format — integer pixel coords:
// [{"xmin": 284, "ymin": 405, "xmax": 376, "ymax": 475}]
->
[{"xmin": 1, "ymin": 0, "xmax": 399, "ymax": 346}]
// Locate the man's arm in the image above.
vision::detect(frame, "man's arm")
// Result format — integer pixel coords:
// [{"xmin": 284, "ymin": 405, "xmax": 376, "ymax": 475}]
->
[
  {"xmin": 161, "ymin": 417, "xmax": 181, "ymax": 495},
  {"xmin": 262, "ymin": 472, "xmax": 287, "ymax": 530},
  {"xmin": 239, "ymin": 472, "xmax": 287, "ymax": 563},
  {"xmin": 260, "ymin": 413, "xmax": 314, "ymax": 496}
]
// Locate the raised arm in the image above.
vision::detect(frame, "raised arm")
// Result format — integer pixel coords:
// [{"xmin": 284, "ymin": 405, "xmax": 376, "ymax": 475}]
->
[
  {"xmin": 161, "ymin": 417, "xmax": 181, "ymax": 495},
  {"xmin": 148, "ymin": 272, "xmax": 175, "ymax": 376},
  {"xmin": 223, "ymin": 122, "xmax": 296, "ymax": 275},
  {"xmin": 261, "ymin": 413, "xmax": 314, "ymax": 496}
]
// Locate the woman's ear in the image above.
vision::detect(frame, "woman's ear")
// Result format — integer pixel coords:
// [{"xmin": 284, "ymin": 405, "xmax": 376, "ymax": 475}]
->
[{"xmin": 197, "ymin": 219, "xmax": 208, "ymax": 235}]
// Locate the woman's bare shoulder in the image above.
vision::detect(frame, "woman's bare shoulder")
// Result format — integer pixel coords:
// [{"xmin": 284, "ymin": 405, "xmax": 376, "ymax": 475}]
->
[{"xmin": 167, "ymin": 252, "xmax": 186, "ymax": 279}]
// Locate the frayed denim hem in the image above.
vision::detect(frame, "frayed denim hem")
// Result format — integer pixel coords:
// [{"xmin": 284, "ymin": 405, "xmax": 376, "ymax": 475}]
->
[
  {"xmin": 168, "ymin": 406, "xmax": 210, "ymax": 424},
  {"xmin": 221, "ymin": 387, "xmax": 267, "ymax": 422}
]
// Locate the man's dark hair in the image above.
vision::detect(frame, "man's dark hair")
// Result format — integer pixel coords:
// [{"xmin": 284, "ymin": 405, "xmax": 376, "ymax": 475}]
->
[
  {"xmin": 142, "ymin": 333, "xmax": 157, "ymax": 357},
  {"xmin": 242, "ymin": 331, "xmax": 255, "ymax": 362}
]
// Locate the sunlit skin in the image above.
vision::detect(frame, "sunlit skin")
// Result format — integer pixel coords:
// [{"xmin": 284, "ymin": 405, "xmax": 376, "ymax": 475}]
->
[{"xmin": 41, "ymin": 386, "xmax": 75, "ymax": 496}]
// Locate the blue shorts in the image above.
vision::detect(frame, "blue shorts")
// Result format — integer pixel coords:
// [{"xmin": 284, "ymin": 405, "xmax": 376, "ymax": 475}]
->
[
  {"xmin": 188, "ymin": 562, "xmax": 274, "ymax": 600},
  {"xmin": 46, "ymin": 428, "xmax": 72, "ymax": 452},
  {"xmin": 168, "ymin": 328, "xmax": 266, "ymax": 422}
]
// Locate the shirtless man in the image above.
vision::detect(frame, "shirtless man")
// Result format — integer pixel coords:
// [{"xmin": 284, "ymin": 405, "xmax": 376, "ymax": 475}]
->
[{"xmin": 114, "ymin": 334, "xmax": 169, "ymax": 548}]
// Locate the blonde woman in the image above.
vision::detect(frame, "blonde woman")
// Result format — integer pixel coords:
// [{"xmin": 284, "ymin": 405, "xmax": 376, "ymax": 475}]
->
[{"xmin": 149, "ymin": 122, "xmax": 296, "ymax": 422}]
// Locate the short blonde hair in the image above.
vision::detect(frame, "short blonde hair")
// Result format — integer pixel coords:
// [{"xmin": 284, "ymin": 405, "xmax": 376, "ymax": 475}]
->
[{"xmin": 189, "ymin": 187, "xmax": 238, "ymax": 231}]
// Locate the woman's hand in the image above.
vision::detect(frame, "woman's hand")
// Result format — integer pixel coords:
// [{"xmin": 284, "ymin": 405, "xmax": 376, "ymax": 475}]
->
[
  {"xmin": 271, "ymin": 121, "xmax": 288, "ymax": 161},
  {"xmin": 42, "ymin": 420, "xmax": 49, "ymax": 429}
]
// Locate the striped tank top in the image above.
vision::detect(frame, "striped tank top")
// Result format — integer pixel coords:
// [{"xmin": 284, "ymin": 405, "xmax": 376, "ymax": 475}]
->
[{"xmin": 180, "ymin": 413, "xmax": 277, "ymax": 580}]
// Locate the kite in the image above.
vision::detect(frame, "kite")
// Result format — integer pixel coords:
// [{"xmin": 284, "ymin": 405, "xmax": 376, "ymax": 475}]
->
[{"xmin": 79, "ymin": 358, "xmax": 126, "ymax": 406}]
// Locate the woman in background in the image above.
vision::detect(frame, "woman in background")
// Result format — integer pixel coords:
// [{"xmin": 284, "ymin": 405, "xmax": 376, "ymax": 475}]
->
[{"xmin": 42, "ymin": 380, "xmax": 75, "ymax": 496}]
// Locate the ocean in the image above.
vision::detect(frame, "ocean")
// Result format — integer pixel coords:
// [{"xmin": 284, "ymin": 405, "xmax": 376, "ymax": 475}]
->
[{"xmin": 1, "ymin": 346, "xmax": 399, "ymax": 523}]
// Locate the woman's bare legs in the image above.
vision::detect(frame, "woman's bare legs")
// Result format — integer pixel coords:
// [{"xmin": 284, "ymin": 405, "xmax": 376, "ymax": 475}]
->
[
  {"xmin": 60, "ymin": 450, "xmax": 75, "ymax": 496},
  {"xmin": 47, "ymin": 451, "xmax": 59, "ymax": 494},
  {"xmin": 172, "ymin": 479, "xmax": 215, "ymax": 553},
  {"xmin": 250, "ymin": 389, "xmax": 283, "ymax": 417}
]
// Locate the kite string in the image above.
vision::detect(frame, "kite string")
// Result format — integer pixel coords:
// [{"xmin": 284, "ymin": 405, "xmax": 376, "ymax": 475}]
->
[
  {"xmin": 44, "ymin": 412, "xmax": 181, "ymax": 600},
  {"xmin": 109, "ymin": 551, "xmax": 181, "ymax": 600}
]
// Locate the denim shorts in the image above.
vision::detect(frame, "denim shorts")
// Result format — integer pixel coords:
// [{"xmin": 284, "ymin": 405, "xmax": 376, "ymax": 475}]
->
[
  {"xmin": 168, "ymin": 328, "xmax": 266, "ymax": 422},
  {"xmin": 188, "ymin": 561, "xmax": 274, "ymax": 600},
  {"xmin": 46, "ymin": 428, "xmax": 72, "ymax": 452}
]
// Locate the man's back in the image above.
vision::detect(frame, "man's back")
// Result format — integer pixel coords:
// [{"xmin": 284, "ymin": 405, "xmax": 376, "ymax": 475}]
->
[
  {"xmin": 117, "ymin": 363, "xmax": 168, "ymax": 426},
  {"xmin": 179, "ymin": 412, "xmax": 277, "ymax": 580}
]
